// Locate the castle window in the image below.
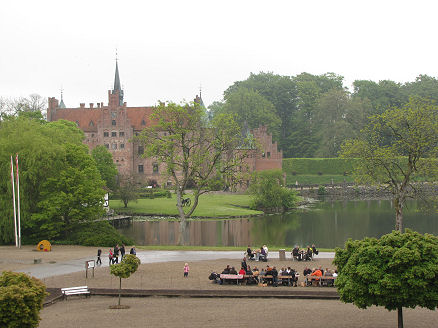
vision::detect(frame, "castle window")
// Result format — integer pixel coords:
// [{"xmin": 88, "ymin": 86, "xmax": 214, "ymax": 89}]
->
[
  {"xmin": 112, "ymin": 120, "xmax": 116, "ymax": 126},
  {"xmin": 111, "ymin": 131, "xmax": 117, "ymax": 137},
  {"xmin": 141, "ymin": 119, "xmax": 146, "ymax": 126},
  {"xmin": 138, "ymin": 146, "xmax": 144, "ymax": 155},
  {"xmin": 104, "ymin": 132, "xmax": 109, "ymax": 137},
  {"xmin": 153, "ymin": 163, "xmax": 159, "ymax": 174},
  {"xmin": 267, "ymin": 152, "xmax": 271, "ymax": 158},
  {"xmin": 111, "ymin": 143, "xmax": 117, "ymax": 150},
  {"xmin": 138, "ymin": 165, "xmax": 144, "ymax": 173},
  {"xmin": 89, "ymin": 121, "xmax": 94, "ymax": 127},
  {"xmin": 120, "ymin": 143, "xmax": 125, "ymax": 149},
  {"xmin": 262, "ymin": 152, "xmax": 265, "ymax": 158},
  {"xmin": 111, "ymin": 111, "xmax": 117, "ymax": 118},
  {"xmin": 119, "ymin": 131, "xmax": 125, "ymax": 137},
  {"xmin": 91, "ymin": 133, "xmax": 95, "ymax": 137},
  {"xmin": 75, "ymin": 121, "xmax": 80, "ymax": 126},
  {"xmin": 104, "ymin": 144, "xmax": 109, "ymax": 149}
]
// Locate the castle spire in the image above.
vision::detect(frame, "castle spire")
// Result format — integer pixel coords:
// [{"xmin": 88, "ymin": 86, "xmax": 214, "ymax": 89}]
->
[
  {"xmin": 112, "ymin": 51, "xmax": 124, "ymax": 106},
  {"xmin": 59, "ymin": 87, "xmax": 66, "ymax": 108}
]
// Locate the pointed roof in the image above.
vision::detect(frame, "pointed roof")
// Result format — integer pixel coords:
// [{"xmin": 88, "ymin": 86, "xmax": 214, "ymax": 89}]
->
[
  {"xmin": 113, "ymin": 61, "xmax": 121, "ymax": 92},
  {"xmin": 59, "ymin": 89, "xmax": 66, "ymax": 108}
]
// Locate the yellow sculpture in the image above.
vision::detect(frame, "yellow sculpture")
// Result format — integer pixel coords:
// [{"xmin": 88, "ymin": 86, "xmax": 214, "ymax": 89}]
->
[{"xmin": 36, "ymin": 240, "xmax": 51, "ymax": 252}]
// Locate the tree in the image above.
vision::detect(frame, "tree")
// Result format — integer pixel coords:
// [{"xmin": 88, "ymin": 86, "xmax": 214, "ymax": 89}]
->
[
  {"xmin": 222, "ymin": 87, "xmax": 281, "ymax": 141},
  {"xmin": 0, "ymin": 94, "xmax": 47, "ymax": 120},
  {"xmin": 334, "ymin": 229, "xmax": 438, "ymax": 328},
  {"xmin": 249, "ymin": 170, "xmax": 298, "ymax": 213},
  {"xmin": 117, "ymin": 174, "xmax": 138, "ymax": 208},
  {"xmin": 92, "ymin": 145, "xmax": 118, "ymax": 191},
  {"xmin": 136, "ymin": 101, "xmax": 250, "ymax": 244},
  {"xmin": 340, "ymin": 97, "xmax": 438, "ymax": 231},
  {"xmin": 0, "ymin": 271, "xmax": 47, "ymax": 328},
  {"xmin": 0, "ymin": 117, "xmax": 105, "ymax": 244},
  {"xmin": 109, "ymin": 254, "xmax": 141, "ymax": 308}
]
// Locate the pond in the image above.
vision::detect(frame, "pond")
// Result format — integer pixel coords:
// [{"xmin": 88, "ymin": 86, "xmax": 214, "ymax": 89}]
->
[{"xmin": 116, "ymin": 199, "xmax": 438, "ymax": 248}]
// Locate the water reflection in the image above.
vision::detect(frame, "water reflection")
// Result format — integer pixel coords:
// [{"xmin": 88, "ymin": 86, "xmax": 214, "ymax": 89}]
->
[{"xmin": 117, "ymin": 200, "xmax": 438, "ymax": 248}]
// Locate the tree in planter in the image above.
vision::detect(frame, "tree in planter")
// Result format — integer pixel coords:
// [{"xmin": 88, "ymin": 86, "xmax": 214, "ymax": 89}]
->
[
  {"xmin": 249, "ymin": 169, "xmax": 298, "ymax": 213},
  {"xmin": 334, "ymin": 230, "xmax": 438, "ymax": 328},
  {"xmin": 109, "ymin": 254, "xmax": 141, "ymax": 308},
  {"xmin": 0, "ymin": 271, "xmax": 47, "ymax": 328},
  {"xmin": 135, "ymin": 101, "xmax": 250, "ymax": 244},
  {"xmin": 340, "ymin": 97, "xmax": 438, "ymax": 232}
]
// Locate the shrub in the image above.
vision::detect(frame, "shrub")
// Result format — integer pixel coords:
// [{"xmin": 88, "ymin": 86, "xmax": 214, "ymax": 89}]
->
[
  {"xmin": 249, "ymin": 170, "xmax": 298, "ymax": 213},
  {"xmin": 60, "ymin": 221, "xmax": 134, "ymax": 246},
  {"xmin": 110, "ymin": 254, "xmax": 141, "ymax": 306},
  {"xmin": 318, "ymin": 185, "xmax": 326, "ymax": 195},
  {"xmin": 0, "ymin": 271, "xmax": 47, "ymax": 328}
]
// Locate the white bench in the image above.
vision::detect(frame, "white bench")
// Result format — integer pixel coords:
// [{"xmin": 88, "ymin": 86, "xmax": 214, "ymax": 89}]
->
[{"xmin": 61, "ymin": 286, "xmax": 90, "ymax": 299}]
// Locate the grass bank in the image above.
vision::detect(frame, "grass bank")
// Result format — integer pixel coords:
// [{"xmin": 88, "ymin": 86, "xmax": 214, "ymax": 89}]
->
[
  {"xmin": 286, "ymin": 174, "xmax": 355, "ymax": 186},
  {"xmin": 109, "ymin": 193, "xmax": 263, "ymax": 217}
]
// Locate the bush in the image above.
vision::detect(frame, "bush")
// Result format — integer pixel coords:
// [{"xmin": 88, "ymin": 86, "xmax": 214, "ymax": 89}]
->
[
  {"xmin": 249, "ymin": 170, "xmax": 298, "ymax": 213},
  {"xmin": 0, "ymin": 271, "xmax": 47, "ymax": 328},
  {"xmin": 58, "ymin": 221, "xmax": 134, "ymax": 246},
  {"xmin": 317, "ymin": 185, "xmax": 326, "ymax": 195}
]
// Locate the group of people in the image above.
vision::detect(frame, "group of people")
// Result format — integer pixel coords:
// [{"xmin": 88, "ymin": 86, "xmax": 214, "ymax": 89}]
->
[
  {"xmin": 98, "ymin": 244, "xmax": 136, "ymax": 265},
  {"xmin": 304, "ymin": 266, "xmax": 337, "ymax": 286},
  {"xmin": 214, "ymin": 257, "xmax": 299, "ymax": 287},
  {"xmin": 291, "ymin": 244, "xmax": 318, "ymax": 261},
  {"xmin": 246, "ymin": 244, "xmax": 269, "ymax": 262}
]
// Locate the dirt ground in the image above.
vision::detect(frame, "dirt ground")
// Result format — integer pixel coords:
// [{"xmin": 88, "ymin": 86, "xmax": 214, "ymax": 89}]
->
[
  {"xmin": 1, "ymin": 245, "xmax": 437, "ymax": 327},
  {"xmin": 39, "ymin": 296, "xmax": 438, "ymax": 328}
]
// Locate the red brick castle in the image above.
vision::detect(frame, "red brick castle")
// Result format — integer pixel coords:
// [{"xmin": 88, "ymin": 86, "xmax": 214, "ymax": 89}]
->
[{"xmin": 47, "ymin": 62, "xmax": 282, "ymax": 186}]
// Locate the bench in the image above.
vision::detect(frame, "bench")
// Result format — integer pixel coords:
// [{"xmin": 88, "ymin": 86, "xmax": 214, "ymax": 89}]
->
[
  {"xmin": 305, "ymin": 275, "xmax": 335, "ymax": 287},
  {"xmin": 219, "ymin": 274, "xmax": 244, "ymax": 284},
  {"xmin": 61, "ymin": 286, "xmax": 90, "ymax": 299}
]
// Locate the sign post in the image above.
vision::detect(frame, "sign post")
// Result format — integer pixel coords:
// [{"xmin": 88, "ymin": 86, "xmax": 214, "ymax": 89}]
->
[{"xmin": 85, "ymin": 260, "xmax": 95, "ymax": 278}]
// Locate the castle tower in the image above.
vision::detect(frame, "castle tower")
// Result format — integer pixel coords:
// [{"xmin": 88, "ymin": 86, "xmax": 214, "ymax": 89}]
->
[{"xmin": 109, "ymin": 60, "xmax": 124, "ymax": 107}]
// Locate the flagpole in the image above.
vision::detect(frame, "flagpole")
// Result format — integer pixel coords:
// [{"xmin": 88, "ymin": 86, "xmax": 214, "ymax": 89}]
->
[
  {"xmin": 16, "ymin": 154, "xmax": 21, "ymax": 248},
  {"xmin": 10, "ymin": 156, "xmax": 18, "ymax": 247}
]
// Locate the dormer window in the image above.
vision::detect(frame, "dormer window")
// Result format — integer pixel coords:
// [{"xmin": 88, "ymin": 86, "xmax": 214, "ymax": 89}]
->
[
  {"xmin": 141, "ymin": 119, "xmax": 146, "ymax": 126},
  {"xmin": 89, "ymin": 120, "xmax": 94, "ymax": 127}
]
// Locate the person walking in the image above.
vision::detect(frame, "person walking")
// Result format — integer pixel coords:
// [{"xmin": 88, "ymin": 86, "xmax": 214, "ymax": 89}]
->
[
  {"xmin": 184, "ymin": 263, "xmax": 190, "ymax": 278},
  {"xmin": 108, "ymin": 249, "xmax": 113, "ymax": 265},
  {"xmin": 97, "ymin": 249, "xmax": 102, "ymax": 266},
  {"xmin": 120, "ymin": 244, "xmax": 126, "ymax": 260},
  {"xmin": 114, "ymin": 244, "xmax": 119, "ymax": 264}
]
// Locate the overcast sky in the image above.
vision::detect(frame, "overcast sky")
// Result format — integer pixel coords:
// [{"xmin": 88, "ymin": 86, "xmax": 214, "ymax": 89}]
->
[{"xmin": 1, "ymin": 0, "xmax": 437, "ymax": 108}]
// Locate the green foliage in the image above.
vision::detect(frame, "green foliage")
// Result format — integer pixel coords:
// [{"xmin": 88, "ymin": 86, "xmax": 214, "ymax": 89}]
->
[
  {"xmin": 317, "ymin": 185, "xmax": 326, "ymax": 195},
  {"xmin": 283, "ymin": 158, "xmax": 358, "ymax": 175},
  {"xmin": 110, "ymin": 254, "xmax": 141, "ymax": 279},
  {"xmin": 0, "ymin": 116, "xmax": 106, "ymax": 244},
  {"xmin": 56, "ymin": 221, "xmax": 133, "ymax": 247},
  {"xmin": 334, "ymin": 230, "xmax": 438, "ymax": 322},
  {"xmin": 249, "ymin": 170, "xmax": 298, "ymax": 212},
  {"xmin": 117, "ymin": 174, "xmax": 138, "ymax": 208},
  {"xmin": 341, "ymin": 97, "xmax": 438, "ymax": 230},
  {"xmin": 91, "ymin": 145, "xmax": 118, "ymax": 191},
  {"xmin": 135, "ymin": 101, "xmax": 249, "ymax": 224},
  {"xmin": 138, "ymin": 188, "xmax": 171, "ymax": 199},
  {"xmin": 0, "ymin": 271, "xmax": 46, "ymax": 328}
]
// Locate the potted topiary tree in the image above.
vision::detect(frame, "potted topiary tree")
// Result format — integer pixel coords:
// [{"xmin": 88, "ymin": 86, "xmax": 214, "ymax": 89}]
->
[{"xmin": 109, "ymin": 254, "xmax": 141, "ymax": 309}]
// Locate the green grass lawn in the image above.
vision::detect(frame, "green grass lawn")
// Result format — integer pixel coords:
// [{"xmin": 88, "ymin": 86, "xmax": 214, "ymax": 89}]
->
[{"xmin": 109, "ymin": 193, "xmax": 263, "ymax": 217}]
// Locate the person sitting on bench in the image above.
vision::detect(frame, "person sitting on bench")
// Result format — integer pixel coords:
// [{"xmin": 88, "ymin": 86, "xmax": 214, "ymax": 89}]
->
[
  {"xmin": 312, "ymin": 244, "xmax": 319, "ymax": 256},
  {"xmin": 292, "ymin": 246, "xmax": 300, "ymax": 261},
  {"xmin": 247, "ymin": 245, "xmax": 255, "ymax": 260},
  {"xmin": 259, "ymin": 246, "xmax": 267, "ymax": 262}
]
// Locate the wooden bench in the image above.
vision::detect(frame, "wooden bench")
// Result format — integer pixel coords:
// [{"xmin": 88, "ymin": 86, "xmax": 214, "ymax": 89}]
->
[
  {"xmin": 61, "ymin": 286, "xmax": 90, "ymax": 299},
  {"xmin": 305, "ymin": 275, "xmax": 335, "ymax": 287}
]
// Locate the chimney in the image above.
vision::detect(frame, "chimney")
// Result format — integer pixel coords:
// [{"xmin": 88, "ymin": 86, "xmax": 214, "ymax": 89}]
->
[
  {"xmin": 90, "ymin": 103, "xmax": 94, "ymax": 109},
  {"xmin": 97, "ymin": 103, "xmax": 100, "ymax": 108},
  {"xmin": 80, "ymin": 103, "xmax": 85, "ymax": 108}
]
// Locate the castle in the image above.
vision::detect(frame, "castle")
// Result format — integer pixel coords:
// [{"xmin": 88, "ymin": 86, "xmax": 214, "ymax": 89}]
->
[{"xmin": 47, "ymin": 62, "xmax": 282, "ymax": 187}]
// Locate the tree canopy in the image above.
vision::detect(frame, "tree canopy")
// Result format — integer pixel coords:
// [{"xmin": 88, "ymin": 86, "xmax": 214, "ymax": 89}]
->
[
  {"xmin": 334, "ymin": 229, "xmax": 438, "ymax": 328},
  {"xmin": 340, "ymin": 97, "xmax": 438, "ymax": 231},
  {"xmin": 91, "ymin": 145, "xmax": 118, "ymax": 191},
  {"xmin": 0, "ymin": 116, "xmax": 105, "ymax": 244},
  {"xmin": 135, "ymin": 101, "xmax": 250, "ymax": 243},
  {"xmin": 110, "ymin": 254, "xmax": 141, "ymax": 307}
]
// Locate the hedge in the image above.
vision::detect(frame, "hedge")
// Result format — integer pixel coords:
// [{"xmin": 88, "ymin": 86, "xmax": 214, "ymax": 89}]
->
[{"xmin": 283, "ymin": 158, "xmax": 359, "ymax": 175}]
